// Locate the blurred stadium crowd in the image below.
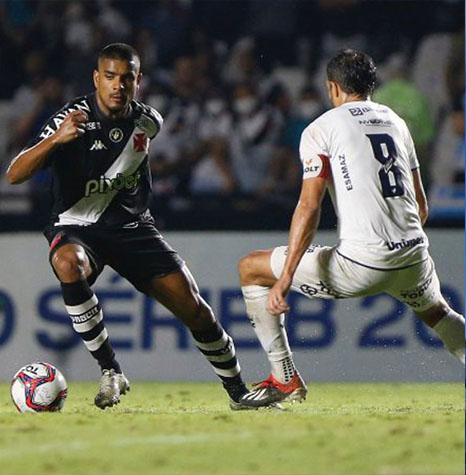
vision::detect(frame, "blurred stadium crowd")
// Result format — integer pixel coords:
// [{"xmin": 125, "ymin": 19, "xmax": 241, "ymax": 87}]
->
[{"xmin": 0, "ymin": 0, "xmax": 463, "ymax": 231}]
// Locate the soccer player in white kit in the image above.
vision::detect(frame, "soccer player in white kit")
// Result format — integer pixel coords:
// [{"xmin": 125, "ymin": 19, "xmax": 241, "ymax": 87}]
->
[{"xmin": 235, "ymin": 49, "xmax": 465, "ymax": 409}]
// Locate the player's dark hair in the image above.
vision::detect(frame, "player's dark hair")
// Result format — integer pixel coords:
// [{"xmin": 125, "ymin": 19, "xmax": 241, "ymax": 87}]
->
[
  {"xmin": 97, "ymin": 43, "xmax": 140, "ymax": 69},
  {"xmin": 327, "ymin": 49, "xmax": 377, "ymax": 98}
]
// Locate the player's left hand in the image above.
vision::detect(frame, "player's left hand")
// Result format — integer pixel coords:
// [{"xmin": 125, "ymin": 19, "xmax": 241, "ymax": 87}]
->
[{"xmin": 267, "ymin": 276, "xmax": 292, "ymax": 316}]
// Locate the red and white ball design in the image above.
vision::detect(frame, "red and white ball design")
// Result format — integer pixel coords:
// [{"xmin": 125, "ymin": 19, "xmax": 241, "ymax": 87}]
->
[{"xmin": 10, "ymin": 362, "xmax": 67, "ymax": 413}]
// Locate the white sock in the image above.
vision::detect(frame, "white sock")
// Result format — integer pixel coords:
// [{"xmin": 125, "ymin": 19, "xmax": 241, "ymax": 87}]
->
[
  {"xmin": 433, "ymin": 309, "xmax": 465, "ymax": 365},
  {"xmin": 242, "ymin": 285, "xmax": 296, "ymax": 383}
]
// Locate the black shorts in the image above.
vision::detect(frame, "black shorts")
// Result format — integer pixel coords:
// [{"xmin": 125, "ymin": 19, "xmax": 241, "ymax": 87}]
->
[{"xmin": 44, "ymin": 220, "xmax": 184, "ymax": 293}]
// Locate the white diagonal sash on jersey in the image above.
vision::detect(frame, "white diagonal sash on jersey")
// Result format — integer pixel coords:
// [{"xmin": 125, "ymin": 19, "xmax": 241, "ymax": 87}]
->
[{"xmin": 57, "ymin": 128, "xmax": 149, "ymax": 226}]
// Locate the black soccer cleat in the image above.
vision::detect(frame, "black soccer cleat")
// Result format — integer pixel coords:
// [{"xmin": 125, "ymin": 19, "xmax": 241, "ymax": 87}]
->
[{"xmin": 236, "ymin": 371, "xmax": 307, "ymax": 409}]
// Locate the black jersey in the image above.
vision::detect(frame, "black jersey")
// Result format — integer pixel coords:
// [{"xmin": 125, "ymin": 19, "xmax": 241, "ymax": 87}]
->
[{"xmin": 28, "ymin": 93, "xmax": 163, "ymax": 227}]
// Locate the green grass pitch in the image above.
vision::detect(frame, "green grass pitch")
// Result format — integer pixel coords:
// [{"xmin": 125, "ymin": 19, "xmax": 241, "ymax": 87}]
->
[{"xmin": 0, "ymin": 382, "xmax": 463, "ymax": 475}]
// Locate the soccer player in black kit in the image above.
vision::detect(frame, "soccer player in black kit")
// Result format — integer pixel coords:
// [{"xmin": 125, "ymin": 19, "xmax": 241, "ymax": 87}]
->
[{"xmin": 7, "ymin": 43, "xmax": 251, "ymax": 410}]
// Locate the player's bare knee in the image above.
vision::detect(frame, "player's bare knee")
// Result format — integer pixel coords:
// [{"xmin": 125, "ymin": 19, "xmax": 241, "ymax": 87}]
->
[
  {"xmin": 237, "ymin": 254, "xmax": 249, "ymax": 283},
  {"xmin": 238, "ymin": 250, "xmax": 275, "ymax": 286},
  {"xmin": 238, "ymin": 252, "xmax": 261, "ymax": 285},
  {"xmin": 52, "ymin": 249, "xmax": 89, "ymax": 281}
]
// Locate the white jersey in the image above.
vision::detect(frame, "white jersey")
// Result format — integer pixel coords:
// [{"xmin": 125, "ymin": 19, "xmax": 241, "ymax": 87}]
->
[{"xmin": 299, "ymin": 100, "xmax": 428, "ymax": 269}]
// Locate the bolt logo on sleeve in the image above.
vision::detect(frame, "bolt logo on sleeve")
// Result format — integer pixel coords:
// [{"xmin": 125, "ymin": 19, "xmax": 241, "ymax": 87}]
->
[{"xmin": 302, "ymin": 154, "xmax": 330, "ymax": 179}]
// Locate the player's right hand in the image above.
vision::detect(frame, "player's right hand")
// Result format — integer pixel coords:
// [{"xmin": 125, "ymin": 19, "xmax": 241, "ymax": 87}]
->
[
  {"xmin": 53, "ymin": 110, "xmax": 88, "ymax": 144},
  {"xmin": 267, "ymin": 275, "xmax": 292, "ymax": 316}
]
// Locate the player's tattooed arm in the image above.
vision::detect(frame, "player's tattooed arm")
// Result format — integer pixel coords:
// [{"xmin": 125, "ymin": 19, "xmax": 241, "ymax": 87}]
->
[
  {"xmin": 6, "ymin": 111, "xmax": 88, "ymax": 185},
  {"xmin": 267, "ymin": 176, "xmax": 328, "ymax": 316},
  {"xmin": 412, "ymin": 168, "xmax": 428, "ymax": 226}
]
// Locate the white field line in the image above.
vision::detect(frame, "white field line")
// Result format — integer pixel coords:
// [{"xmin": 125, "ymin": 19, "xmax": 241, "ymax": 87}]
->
[{"xmin": 0, "ymin": 432, "xmax": 252, "ymax": 458}]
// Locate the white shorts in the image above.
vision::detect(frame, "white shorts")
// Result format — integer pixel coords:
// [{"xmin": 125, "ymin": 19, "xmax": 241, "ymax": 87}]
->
[{"xmin": 270, "ymin": 244, "xmax": 442, "ymax": 312}]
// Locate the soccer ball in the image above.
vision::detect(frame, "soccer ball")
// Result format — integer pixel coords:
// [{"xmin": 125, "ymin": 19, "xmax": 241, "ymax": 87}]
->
[{"xmin": 10, "ymin": 362, "xmax": 67, "ymax": 413}]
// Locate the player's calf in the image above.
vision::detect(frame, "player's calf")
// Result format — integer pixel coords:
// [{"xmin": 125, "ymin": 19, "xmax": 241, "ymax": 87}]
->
[
  {"xmin": 61, "ymin": 278, "xmax": 128, "ymax": 408},
  {"xmin": 147, "ymin": 268, "xmax": 250, "ymax": 406},
  {"xmin": 52, "ymin": 244, "xmax": 123, "ymax": 376},
  {"xmin": 241, "ymin": 283, "xmax": 300, "ymax": 386},
  {"xmin": 190, "ymin": 317, "xmax": 249, "ymax": 405},
  {"xmin": 60, "ymin": 280, "xmax": 122, "ymax": 373},
  {"xmin": 417, "ymin": 302, "xmax": 465, "ymax": 365}
]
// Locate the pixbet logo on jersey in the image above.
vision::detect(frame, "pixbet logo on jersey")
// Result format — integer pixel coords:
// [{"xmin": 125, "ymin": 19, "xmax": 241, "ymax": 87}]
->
[{"xmin": 84, "ymin": 172, "xmax": 141, "ymax": 197}]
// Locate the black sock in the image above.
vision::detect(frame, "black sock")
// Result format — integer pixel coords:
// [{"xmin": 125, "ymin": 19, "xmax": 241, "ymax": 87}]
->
[
  {"xmin": 191, "ymin": 321, "xmax": 248, "ymax": 402},
  {"xmin": 61, "ymin": 280, "xmax": 121, "ymax": 374},
  {"xmin": 220, "ymin": 375, "xmax": 249, "ymax": 402}
]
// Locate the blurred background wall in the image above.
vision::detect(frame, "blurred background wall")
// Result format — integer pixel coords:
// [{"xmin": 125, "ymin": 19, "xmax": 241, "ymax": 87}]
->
[{"xmin": 0, "ymin": 230, "xmax": 463, "ymax": 381}]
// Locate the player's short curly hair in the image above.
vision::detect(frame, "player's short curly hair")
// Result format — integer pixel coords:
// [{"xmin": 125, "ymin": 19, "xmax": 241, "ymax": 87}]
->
[
  {"xmin": 97, "ymin": 43, "xmax": 140, "ymax": 69},
  {"xmin": 327, "ymin": 49, "xmax": 377, "ymax": 98}
]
